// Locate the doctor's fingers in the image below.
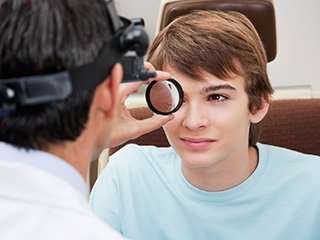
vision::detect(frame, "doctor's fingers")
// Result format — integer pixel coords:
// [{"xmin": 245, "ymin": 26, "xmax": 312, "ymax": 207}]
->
[
  {"xmin": 144, "ymin": 62, "xmax": 172, "ymax": 81},
  {"xmin": 133, "ymin": 114, "xmax": 174, "ymax": 138},
  {"xmin": 119, "ymin": 81, "xmax": 144, "ymax": 103},
  {"xmin": 144, "ymin": 61, "xmax": 156, "ymax": 71},
  {"xmin": 151, "ymin": 70, "xmax": 172, "ymax": 82},
  {"xmin": 119, "ymin": 70, "xmax": 171, "ymax": 103}
]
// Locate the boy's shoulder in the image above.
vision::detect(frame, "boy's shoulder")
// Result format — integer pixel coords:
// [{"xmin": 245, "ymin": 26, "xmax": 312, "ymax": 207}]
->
[
  {"xmin": 259, "ymin": 143, "xmax": 320, "ymax": 180},
  {"xmin": 108, "ymin": 144, "xmax": 176, "ymax": 171},
  {"xmin": 111, "ymin": 143, "xmax": 174, "ymax": 159},
  {"xmin": 259, "ymin": 143, "xmax": 320, "ymax": 162}
]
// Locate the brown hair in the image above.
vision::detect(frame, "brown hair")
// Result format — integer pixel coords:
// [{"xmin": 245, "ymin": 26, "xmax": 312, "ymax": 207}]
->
[{"xmin": 148, "ymin": 10, "xmax": 274, "ymax": 146}]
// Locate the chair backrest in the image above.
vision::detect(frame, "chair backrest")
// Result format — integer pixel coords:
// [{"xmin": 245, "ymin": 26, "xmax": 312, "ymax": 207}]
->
[
  {"xmin": 157, "ymin": 0, "xmax": 277, "ymax": 62},
  {"xmin": 259, "ymin": 99, "xmax": 320, "ymax": 155},
  {"xmin": 110, "ymin": 99, "xmax": 320, "ymax": 156}
]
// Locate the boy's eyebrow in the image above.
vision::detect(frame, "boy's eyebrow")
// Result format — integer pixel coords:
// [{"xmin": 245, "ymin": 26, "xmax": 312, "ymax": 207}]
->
[{"xmin": 201, "ymin": 84, "xmax": 237, "ymax": 94}]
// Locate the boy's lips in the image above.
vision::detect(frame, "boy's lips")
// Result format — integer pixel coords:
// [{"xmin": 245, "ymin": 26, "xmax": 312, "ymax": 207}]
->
[{"xmin": 180, "ymin": 137, "xmax": 216, "ymax": 150}]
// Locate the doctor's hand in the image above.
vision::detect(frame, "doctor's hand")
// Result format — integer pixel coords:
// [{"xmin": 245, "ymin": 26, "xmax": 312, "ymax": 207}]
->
[{"xmin": 106, "ymin": 63, "xmax": 174, "ymax": 148}]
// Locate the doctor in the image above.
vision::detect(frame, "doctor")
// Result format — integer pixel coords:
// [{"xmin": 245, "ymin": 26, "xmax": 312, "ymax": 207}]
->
[{"xmin": 0, "ymin": 0, "xmax": 172, "ymax": 239}]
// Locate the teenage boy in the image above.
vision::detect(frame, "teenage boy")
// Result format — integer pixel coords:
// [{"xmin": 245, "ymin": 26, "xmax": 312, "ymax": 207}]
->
[{"xmin": 90, "ymin": 11, "xmax": 320, "ymax": 240}]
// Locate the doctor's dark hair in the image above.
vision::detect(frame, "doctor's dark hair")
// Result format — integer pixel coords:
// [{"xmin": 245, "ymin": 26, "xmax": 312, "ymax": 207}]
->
[
  {"xmin": 0, "ymin": 0, "xmax": 113, "ymax": 150},
  {"xmin": 148, "ymin": 10, "xmax": 274, "ymax": 146}
]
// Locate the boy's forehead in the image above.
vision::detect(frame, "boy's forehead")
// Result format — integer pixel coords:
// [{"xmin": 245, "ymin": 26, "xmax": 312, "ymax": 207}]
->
[{"xmin": 165, "ymin": 66, "xmax": 245, "ymax": 91}]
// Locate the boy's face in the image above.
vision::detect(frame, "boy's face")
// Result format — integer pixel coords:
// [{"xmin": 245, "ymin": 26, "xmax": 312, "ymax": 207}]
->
[{"xmin": 163, "ymin": 66, "xmax": 264, "ymax": 170}]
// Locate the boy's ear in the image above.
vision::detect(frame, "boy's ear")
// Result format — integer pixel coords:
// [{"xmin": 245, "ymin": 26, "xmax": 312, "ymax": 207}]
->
[
  {"xmin": 92, "ymin": 63, "xmax": 122, "ymax": 116},
  {"xmin": 249, "ymin": 97, "xmax": 270, "ymax": 124}
]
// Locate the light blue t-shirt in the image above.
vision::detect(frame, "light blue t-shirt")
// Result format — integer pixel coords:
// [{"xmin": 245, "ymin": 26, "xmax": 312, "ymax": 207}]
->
[{"xmin": 90, "ymin": 143, "xmax": 320, "ymax": 240}]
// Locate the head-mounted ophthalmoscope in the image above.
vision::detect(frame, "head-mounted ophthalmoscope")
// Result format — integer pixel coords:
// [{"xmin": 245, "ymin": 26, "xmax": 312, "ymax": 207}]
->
[{"xmin": 0, "ymin": 0, "xmax": 155, "ymax": 114}]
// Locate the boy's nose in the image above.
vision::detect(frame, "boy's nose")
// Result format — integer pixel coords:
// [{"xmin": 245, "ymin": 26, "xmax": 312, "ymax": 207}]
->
[{"xmin": 182, "ymin": 103, "xmax": 209, "ymax": 130}]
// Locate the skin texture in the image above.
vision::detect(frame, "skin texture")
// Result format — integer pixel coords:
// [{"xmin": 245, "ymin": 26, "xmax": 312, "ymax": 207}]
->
[{"xmin": 163, "ymin": 66, "xmax": 269, "ymax": 192}]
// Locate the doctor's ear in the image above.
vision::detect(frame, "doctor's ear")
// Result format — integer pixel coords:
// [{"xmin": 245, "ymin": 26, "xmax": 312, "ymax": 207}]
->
[
  {"xmin": 92, "ymin": 63, "xmax": 123, "ymax": 115},
  {"xmin": 107, "ymin": 63, "xmax": 122, "ymax": 111},
  {"xmin": 249, "ymin": 97, "xmax": 270, "ymax": 124}
]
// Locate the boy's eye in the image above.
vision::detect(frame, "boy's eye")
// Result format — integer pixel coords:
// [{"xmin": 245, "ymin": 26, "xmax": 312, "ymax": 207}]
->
[{"xmin": 207, "ymin": 94, "xmax": 227, "ymax": 102}]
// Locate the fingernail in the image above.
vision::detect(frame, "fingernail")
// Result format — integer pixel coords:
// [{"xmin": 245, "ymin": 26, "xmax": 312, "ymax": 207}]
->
[
  {"xmin": 167, "ymin": 114, "xmax": 174, "ymax": 120},
  {"xmin": 156, "ymin": 70, "xmax": 170, "ymax": 76}
]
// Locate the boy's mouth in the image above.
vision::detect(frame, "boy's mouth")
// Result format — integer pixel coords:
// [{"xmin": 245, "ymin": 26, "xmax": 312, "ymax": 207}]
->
[{"xmin": 180, "ymin": 137, "xmax": 216, "ymax": 150}]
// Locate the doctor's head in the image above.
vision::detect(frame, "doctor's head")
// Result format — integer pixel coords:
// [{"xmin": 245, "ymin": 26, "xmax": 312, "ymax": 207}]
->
[
  {"xmin": 148, "ymin": 11, "xmax": 273, "ymax": 167},
  {"xmin": 0, "ymin": 0, "xmax": 121, "ymax": 152}
]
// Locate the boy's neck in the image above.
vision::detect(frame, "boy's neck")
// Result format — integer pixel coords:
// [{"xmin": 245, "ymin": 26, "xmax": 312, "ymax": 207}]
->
[{"xmin": 181, "ymin": 146, "xmax": 258, "ymax": 192}]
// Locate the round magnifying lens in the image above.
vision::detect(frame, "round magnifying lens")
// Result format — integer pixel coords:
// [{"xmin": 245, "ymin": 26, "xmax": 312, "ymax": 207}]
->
[{"xmin": 145, "ymin": 79, "xmax": 183, "ymax": 115}]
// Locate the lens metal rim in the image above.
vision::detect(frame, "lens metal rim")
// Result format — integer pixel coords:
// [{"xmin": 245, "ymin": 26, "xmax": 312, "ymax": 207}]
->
[{"xmin": 145, "ymin": 78, "xmax": 184, "ymax": 115}]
